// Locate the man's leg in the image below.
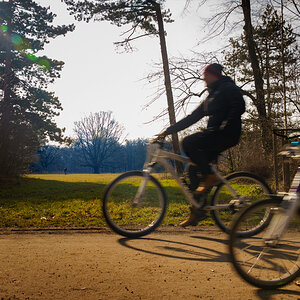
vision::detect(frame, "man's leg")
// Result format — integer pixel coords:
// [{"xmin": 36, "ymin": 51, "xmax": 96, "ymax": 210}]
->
[
  {"xmin": 179, "ymin": 131, "xmax": 229, "ymax": 227},
  {"xmin": 187, "ymin": 164, "xmax": 202, "ymax": 191},
  {"xmin": 179, "ymin": 133, "xmax": 216, "ymax": 227},
  {"xmin": 194, "ymin": 150, "xmax": 220, "ymax": 194},
  {"xmin": 182, "ymin": 132, "xmax": 220, "ymax": 188}
]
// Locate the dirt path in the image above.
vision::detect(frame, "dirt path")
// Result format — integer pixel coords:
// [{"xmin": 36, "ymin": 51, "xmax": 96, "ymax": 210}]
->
[{"xmin": 0, "ymin": 226, "xmax": 299, "ymax": 300}]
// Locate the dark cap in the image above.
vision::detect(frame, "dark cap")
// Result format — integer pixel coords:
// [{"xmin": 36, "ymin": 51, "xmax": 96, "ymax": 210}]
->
[{"xmin": 203, "ymin": 63, "xmax": 223, "ymax": 78}]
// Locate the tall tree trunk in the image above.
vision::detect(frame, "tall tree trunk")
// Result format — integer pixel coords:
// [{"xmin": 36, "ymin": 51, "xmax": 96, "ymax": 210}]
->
[
  {"xmin": 265, "ymin": 42, "xmax": 272, "ymax": 118},
  {"xmin": 0, "ymin": 0, "xmax": 14, "ymax": 176},
  {"xmin": 280, "ymin": 0, "xmax": 288, "ymax": 129},
  {"xmin": 280, "ymin": 0, "xmax": 290, "ymax": 191},
  {"xmin": 1, "ymin": 1, "xmax": 13, "ymax": 127},
  {"xmin": 241, "ymin": 0, "xmax": 272, "ymax": 153},
  {"xmin": 152, "ymin": 2, "xmax": 183, "ymax": 174}
]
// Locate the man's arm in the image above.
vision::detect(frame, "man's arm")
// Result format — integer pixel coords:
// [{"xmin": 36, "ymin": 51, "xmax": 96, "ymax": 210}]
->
[{"xmin": 164, "ymin": 103, "xmax": 205, "ymax": 136}]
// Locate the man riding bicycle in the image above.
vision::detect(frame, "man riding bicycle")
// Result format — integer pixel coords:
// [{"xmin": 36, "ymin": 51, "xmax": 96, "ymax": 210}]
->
[{"xmin": 158, "ymin": 63, "xmax": 245, "ymax": 227}]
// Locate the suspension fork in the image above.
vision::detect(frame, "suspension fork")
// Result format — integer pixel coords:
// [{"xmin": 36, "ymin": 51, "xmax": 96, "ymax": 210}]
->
[
  {"xmin": 133, "ymin": 142, "xmax": 160, "ymax": 205},
  {"xmin": 132, "ymin": 167, "xmax": 153, "ymax": 206},
  {"xmin": 263, "ymin": 194, "xmax": 299, "ymax": 244}
]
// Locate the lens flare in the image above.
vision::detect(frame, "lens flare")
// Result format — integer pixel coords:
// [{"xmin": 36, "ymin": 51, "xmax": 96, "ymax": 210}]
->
[
  {"xmin": 38, "ymin": 58, "xmax": 51, "ymax": 70},
  {"xmin": 26, "ymin": 53, "xmax": 38, "ymax": 62},
  {"xmin": 1, "ymin": 25, "xmax": 8, "ymax": 32},
  {"xmin": 0, "ymin": 25, "xmax": 51, "ymax": 71},
  {"xmin": 11, "ymin": 34, "xmax": 23, "ymax": 45}
]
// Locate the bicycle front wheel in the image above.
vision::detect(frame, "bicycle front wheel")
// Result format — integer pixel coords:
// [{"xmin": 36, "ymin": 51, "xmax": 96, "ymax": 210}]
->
[
  {"xmin": 229, "ymin": 198, "xmax": 300, "ymax": 289},
  {"xmin": 102, "ymin": 171, "xmax": 167, "ymax": 238},
  {"xmin": 211, "ymin": 172, "xmax": 272, "ymax": 236}
]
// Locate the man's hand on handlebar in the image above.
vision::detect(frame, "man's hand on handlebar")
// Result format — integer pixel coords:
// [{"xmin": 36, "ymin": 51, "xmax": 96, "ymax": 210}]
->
[{"xmin": 151, "ymin": 131, "xmax": 167, "ymax": 143}]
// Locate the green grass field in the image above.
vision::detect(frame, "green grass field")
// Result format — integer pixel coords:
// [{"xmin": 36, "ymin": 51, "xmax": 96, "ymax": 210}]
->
[
  {"xmin": 0, "ymin": 173, "xmax": 271, "ymax": 229},
  {"xmin": 0, "ymin": 173, "xmax": 205, "ymax": 228}
]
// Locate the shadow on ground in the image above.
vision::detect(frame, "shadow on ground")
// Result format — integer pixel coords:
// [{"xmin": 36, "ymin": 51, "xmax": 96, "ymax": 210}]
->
[
  {"xmin": 0, "ymin": 177, "xmax": 107, "ymax": 203},
  {"xmin": 118, "ymin": 234, "xmax": 229, "ymax": 262},
  {"xmin": 256, "ymin": 288, "xmax": 300, "ymax": 299}
]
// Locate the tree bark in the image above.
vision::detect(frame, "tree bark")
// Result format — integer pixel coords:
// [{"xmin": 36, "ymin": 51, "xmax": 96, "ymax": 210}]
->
[
  {"xmin": 0, "ymin": 1, "xmax": 14, "ymax": 176},
  {"xmin": 152, "ymin": 2, "xmax": 183, "ymax": 174},
  {"xmin": 280, "ymin": 0, "xmax": 288, "ymax": 129},
  {"xmin": 265, "ymin": 41, "xmax": 272, "ymax": 118},
  {"xmin": 241, "ymin": 0, "xmax": 272, "ymax": 153},
  {"xmin": 1, "ymin": 1, "xmax": 13, "ymax": 128}
]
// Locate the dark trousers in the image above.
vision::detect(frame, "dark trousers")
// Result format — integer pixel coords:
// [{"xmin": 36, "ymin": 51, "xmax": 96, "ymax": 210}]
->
[{"xmin": 182, "ymin": 130, "xmax": 239, "ymax": 191}]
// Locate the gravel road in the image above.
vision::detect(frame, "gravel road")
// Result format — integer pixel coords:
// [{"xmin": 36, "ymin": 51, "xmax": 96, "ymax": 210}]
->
[{"xmin": 0, "ymin": 226, "xmax": 299, "ymax": 299}]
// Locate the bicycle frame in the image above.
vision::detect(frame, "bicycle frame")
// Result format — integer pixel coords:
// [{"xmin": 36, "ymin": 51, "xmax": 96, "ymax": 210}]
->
[
  {"xmin": 263, "ymin": 169, "xmax": 300, "ymax": 243},
  {"xmin": 263, "ymin": 152, "xmax": 300, "ymax": 244},
  {"xmin": 140, "ymin": 142, "xmax": 241, "ymax": 210}
]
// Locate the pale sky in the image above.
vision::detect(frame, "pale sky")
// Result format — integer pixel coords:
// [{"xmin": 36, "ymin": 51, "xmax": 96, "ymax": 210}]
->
[{"xmin": 40, "ymin": 0, "xmax": 222, "ymax": 140}]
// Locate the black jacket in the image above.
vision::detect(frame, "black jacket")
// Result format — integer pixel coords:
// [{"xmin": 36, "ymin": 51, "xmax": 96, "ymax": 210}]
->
[{"xmin": 165, "ymin": 76, "xmax": 245, "ymax": 137}]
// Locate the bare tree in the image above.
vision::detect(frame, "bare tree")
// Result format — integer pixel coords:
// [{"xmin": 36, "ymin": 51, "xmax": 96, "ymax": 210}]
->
[
  {"xmin": 184, "ymin": 0, "xmax": 300, "ymax": 39},
  {"xmin": 74, "ymin": 111, "xmax": 125, "ymax": 173},
  {"xmin": 63, "ymin": 0, "xmax": 185, "ymax": 174},
  {"xmin": 144, "ymin": 51, "xmax": 222, "ymax": 124},
  {"xmin": 37, "ymin": 145, "xmax": 59, "ymax": 172}
]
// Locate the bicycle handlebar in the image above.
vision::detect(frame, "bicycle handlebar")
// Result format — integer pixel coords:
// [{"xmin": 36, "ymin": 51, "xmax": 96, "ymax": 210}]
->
[
  {"xmin": 150, "ymin": 135, "xmax": 166, "ymax": 146},
  {"xmin": 273, "ymin": 130, "xmax": 300, "ymax": 140}
]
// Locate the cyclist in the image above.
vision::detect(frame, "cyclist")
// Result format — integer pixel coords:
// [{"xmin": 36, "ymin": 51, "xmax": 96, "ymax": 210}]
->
[{"xmin": 158, "ymin": 63, "xmax": 245, "ymax": 227}]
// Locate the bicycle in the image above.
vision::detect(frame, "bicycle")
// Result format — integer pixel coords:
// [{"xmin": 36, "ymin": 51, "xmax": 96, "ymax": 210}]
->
[
  {"xmin": 102, "ymin": 137, "xmax": 272, "ymax": 238},
  {"xmin": 229, "ymin": 141, "xmax": 300, "ymax": 289}
]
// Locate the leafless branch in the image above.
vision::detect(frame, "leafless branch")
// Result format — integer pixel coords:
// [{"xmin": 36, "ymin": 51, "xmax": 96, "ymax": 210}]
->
[
  {"xmin": 291, "ymin": 0, "xmax": 300, "ymax": 16},
  {"xmin": 142, "ymin": 52, "xmax": 222, "ymax": 125},
  {"xmin": 287, "ymin": 96, "xmax": 300, "ymax": 114}
]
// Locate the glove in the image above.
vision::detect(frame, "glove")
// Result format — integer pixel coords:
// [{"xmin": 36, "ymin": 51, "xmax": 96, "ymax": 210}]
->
[{"xmin": 152, "ymin": 131, "xmax": 167, "ymax": 143}]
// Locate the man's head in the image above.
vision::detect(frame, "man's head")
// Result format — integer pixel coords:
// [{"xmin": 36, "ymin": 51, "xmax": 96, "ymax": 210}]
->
[{"xmin": 203, "ymin": 63, "xmax": 223, "ymax": 86}]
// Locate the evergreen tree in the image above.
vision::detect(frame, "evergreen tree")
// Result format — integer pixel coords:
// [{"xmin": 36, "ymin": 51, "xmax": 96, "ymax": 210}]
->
[
  {"xmin": 62, "ymin": 0, "xmax": 171, "ymax": 43},
  {"xmin": 0, "ymin": 0, "xmax": 74, "ymax": 177},
  {"xmin": 223, "ymin": 5, "xmax": 299, "ymax": 130}
]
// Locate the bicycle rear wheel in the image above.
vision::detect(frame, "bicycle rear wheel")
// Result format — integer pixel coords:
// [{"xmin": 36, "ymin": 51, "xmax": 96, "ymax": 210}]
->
[
  {"xmin": 211, "ymin": 172, "xmax": 272, "ymax": 236},
  {"xmin": 102, "ymin": 171, "xmax": 167, "ymax": 238},
  {"xmin": 229, "ymin": 198, "xmax": 300, "ymax": 289}
]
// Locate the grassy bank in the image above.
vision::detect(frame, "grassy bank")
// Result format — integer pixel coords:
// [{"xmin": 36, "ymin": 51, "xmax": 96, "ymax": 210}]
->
[{"xmin": 0, "ymin": 174, "xmax": 210, "ymax": 228}]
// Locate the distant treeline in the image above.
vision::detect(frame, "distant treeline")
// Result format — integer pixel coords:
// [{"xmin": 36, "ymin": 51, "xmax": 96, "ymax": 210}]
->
[{"xmin": 30, "ymin": 139, "xmax": 148, "ymax": 174}]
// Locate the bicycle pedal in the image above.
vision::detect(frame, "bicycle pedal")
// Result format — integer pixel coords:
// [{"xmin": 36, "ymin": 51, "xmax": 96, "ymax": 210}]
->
[{"xmin": 229, "ymin": 199, "xmax": 240, "ymax": 205}]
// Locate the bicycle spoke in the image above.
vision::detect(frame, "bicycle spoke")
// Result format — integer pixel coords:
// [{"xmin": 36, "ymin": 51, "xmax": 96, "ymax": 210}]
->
[
  {"xmin": 229, "ymin": 198, "xmax": 300, "ymax": 288},
  {"xmin": 211, "ymin": 173, "xmax": 271, "ymax": 235},
  {"xmin": 103, "ymin": 171, "xmax": 167, "ymax": 238},
  {"xmin": 247, "ymin": 248, "xmax": 269, "ymax": 274}
]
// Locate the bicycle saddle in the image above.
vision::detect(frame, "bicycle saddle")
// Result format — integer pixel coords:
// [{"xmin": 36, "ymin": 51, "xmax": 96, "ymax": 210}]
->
[{"xmin": 279, "ymin": 142, "xmax": 300, "ymax": 159}]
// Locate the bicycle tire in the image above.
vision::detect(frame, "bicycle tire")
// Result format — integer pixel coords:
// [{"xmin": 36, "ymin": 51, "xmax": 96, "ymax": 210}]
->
[
  {"xmin": 102, "ymin": 171, "xmax": 167, "ymax": 238},
  {"xmin": 229, "ymin": 198, "xmax": 300, "ymax": 289},
  {"xmin": 210, "ymin": 172, "xmax": 272, "ymax": 236}
]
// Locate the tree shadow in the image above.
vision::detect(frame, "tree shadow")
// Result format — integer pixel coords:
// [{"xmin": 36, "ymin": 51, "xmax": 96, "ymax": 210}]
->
[
  {"xmin": 256, "ymin": 288, "xmax": 300, "ymax": 299},
  {"xmin": 0, "ymin": 177, "xmax": 107, "ymax": 204},
  {"xmin": 190, "ymin": 234, "xmax": 229, "ymax": 246},
  {"xmin": 0, "ymin": 177, "xmax": 110, "ymax": 227},
  {"xmin": 118, "ymin": 236, "xmax": 229, "ymax": 262}
]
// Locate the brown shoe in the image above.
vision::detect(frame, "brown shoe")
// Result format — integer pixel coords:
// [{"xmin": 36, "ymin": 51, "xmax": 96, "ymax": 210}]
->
[
  {"xmin": 195, "ymin": 174, "xmax": 219, "ymax": 194},
  {"xmin": 179, "ymin": 208, "xmax": 207, "ymax": 227}
]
